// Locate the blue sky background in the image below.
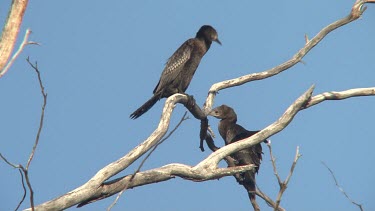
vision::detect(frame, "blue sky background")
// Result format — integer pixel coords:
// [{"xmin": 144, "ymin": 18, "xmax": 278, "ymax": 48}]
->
[{"xmin": 1, "ymin": 1, "xmax": 374, "ymax": 211}]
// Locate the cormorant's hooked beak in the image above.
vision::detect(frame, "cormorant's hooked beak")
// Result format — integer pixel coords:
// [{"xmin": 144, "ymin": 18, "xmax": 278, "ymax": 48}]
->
[
  {"xmin": 208, "ymin": 109, "xmax": 220, "ymax": 118},
  {"xmin": 215, "ymin": 39, "xmax": 222, "ymax": 45}
]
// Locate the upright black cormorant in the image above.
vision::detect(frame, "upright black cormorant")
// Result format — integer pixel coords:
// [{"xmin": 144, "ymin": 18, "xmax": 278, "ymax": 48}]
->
[
  {"xmin": 209, "ymin": 105, "xmax": 264, "ymax": 210},
  {"xmin": 130, "ymin": 25, "xmax": 221, "ymax": 119}
]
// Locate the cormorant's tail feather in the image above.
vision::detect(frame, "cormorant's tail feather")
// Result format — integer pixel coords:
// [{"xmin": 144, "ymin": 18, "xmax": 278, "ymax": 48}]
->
[
  {"xmin": 243, "ymin": 171, "xmax": 257, "ymax": 201},
  {"xmin": 130, "ymin": 95, "xmax": 160, "ymax": 119},
  {"xmin": 243, "ymin": 171, "xmax": 260, "ymax": 210}
]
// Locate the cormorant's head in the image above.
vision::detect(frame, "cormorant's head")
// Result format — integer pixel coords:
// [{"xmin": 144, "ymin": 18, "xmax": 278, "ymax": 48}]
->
[
  {"xmin": 209, "ymin": 104, "xmax": 237, "ymax": 120},
  {"xmin": 196, "ymin": 25, "xmax": 221, "ymax": 45}
]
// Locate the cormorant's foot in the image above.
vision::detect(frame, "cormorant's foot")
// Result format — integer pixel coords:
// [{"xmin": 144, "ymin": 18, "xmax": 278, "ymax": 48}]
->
[
  {"xmin": 236, "ymin": 173, "xmax": 245, "ymax": 185},
  {"xmin": 186, "ymin": 94, "xmax": 196, "ymax": 109},
  {"xmin": 199, "ymin": 144, "xmax": 205, "ymax": 152}
]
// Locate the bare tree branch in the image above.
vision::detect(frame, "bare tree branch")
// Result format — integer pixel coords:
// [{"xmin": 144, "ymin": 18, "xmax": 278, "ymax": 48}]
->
[
  {"xmin": 15, "ymin": 169, "xmax": 27, "ymax": 211},
  {"xmin": 202, "ymin": 0, "xmax": 370, "ymax": 114},
  {"xmin": 272, "ymin": 146, "xmax": 301, "ymax": 211},
  {"xmin": 23, "ymin": 94, "xmax": 198, "ymax": 211},
  {"xmin": 106, "ymin": 112, "xmax": 189, "ymax": 210},
  {"xmin": 265, "ymin": 141, "xmax": 302, "ymax": 211},
  {"xmin": 26, "ymin": 57, "xmax": 47, "ymax": 169},
  {"xmin": 0, "ymin": 0, "xmax": 29, "ymax": 75},
  {"xmin": 255, "ymin": 188, "xmax": 285, "ymax": 211},
  {"xmin": 0, "ymin": 154, "xmax": 28, "ymax": 211},
  {"xmin": 304, "ymin": 88, "xmax": 375, "ymax": 109},
  {"xmin": 322, "ymin": 162, "xmax": 364, "ymax": 211},
  {"xmin": 0, "ymin": 58, "xmax": 47, "ymax": 211},
  {"xmin": 267, "ymin": 141, "xmax": 283, "ymax": 185},
  {"xmin": 0, "ymin": 153, "xmax": 19, "ymax": 168}
]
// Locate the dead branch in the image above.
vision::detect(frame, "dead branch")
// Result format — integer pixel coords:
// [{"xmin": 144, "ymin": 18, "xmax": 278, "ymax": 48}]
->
[
  {"xmin": 202, "ymin": 0, "xmax": 370, "ymax": 113},
  {"xmin": 15, "ymin": 169, "xmax": 26, "ymax": 211},
  {"xmin": 0, "ymin": 0, "xmax": 29, "ymax": 75},
  {"xmin": 26, "ymin": 57, "xmax": 47, "ymax": 169},
  {"xmin": 304, "ymin": 87, "xmax": 375, "ymax": 109},
  {"xmin": 106, "ymin": 112, "xmax": 189, "ymax": 210},
  {"xmin": 322, "ymin": 162, "xmax": 364, "ymax": 211},
  {"xmin": 255, "ymin": 188, "xmax": 285, "ymax": 211},
  {"xmin": 28, "ymin": 163, "xmax": 256, "ymax": 210},
  {"xmin": 270, "ymin": 145, "xmax": 301, "ymax": 211},
  {"xmin": 1, "ymin": 58, "xmax": 47, "ymax": 211}
]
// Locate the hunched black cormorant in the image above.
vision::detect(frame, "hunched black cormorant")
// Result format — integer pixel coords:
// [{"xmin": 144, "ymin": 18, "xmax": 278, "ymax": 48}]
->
[
  {"xmin": 130, "ymin": 25, "xmax": 221, "ymax": 119},
  {"xmin": 209, "ymin": 105, "xmax": 264, "ymax": 209}
]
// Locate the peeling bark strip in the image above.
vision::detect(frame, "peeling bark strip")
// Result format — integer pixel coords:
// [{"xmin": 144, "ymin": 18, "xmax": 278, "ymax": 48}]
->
[{"xmin": 0, "ymin": 0, "xmax": 29, "ymax": 73}]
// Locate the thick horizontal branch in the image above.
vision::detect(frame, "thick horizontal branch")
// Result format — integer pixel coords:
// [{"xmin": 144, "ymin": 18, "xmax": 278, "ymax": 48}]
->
[
  {"xmin": 202, "ymin": 0, "xmax": 369, "ymax": 113},
  {"xmin": 77, "ymin": 163, "xmax": 255, "ymax": 208}
]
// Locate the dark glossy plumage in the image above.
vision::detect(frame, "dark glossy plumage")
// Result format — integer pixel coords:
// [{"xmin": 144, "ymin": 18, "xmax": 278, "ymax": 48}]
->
[
  {"xmin": 130, "ymin": 25, "xmax": 221, "ymax": 119},
  {"xmin": 209, "ymin": 105, "xmax": 263, "ymax": 203}
]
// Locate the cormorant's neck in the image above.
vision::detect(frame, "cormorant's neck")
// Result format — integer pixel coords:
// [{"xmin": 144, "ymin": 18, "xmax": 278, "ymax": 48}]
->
[
  {"xmin": 218, "ymin": 116, "xmax": 237, "ymax": 141},
  {"xmin": 196, "ymin": 37, "xmax": 212, "ymax": 50},
  {"xmin": 220, "ymin": 115, "xmax": 237, "ymax": 126}
]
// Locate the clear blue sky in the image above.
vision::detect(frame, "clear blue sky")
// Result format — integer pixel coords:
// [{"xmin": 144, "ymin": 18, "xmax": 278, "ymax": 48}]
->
[{"xmin": 1, "ymin": 1, "xmax": 374, "ymax": 211}]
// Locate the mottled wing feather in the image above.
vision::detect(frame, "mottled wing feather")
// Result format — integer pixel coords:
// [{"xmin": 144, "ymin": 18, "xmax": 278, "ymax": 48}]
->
[{"xmin": 153, "ymin": 39, "xmax": 193, "ymax": 94}]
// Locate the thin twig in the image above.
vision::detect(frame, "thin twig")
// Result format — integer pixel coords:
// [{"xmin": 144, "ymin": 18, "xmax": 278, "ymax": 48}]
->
[
  {"xmin": 283, "ymin": 147, "xmax": 301, "ymax": 187},
  {"xmin": 255, "ymin": 188, "xmax": 285, "ymax": 211},
  {"xmin": 0, "ymin": 29, "xmax": 39, "ymax": 78},
  {"xmin": 25, "ymin": 57, "xmax": 47, "ymax": 170},
  {"xmin": 15, "ymin": 169, "xmax": 27, "ymax": 211},
  {"xmin": 322, "ymin": 162, "xmax": 363, "ymax": 211},
  {"xmin": 22, "ymin": 167, "xmax": 34, "ymax": 211},
  {"xmin": 0, "ymin": 154, "xmax": 31, "ymax": 211},
  {"xmin": 267, "ymin": 142, "xmax": 301, "ymax": 211},
  {"xmin": 107, "ymin": 112, "xmax": 189, "ymax": 210},
  {"xmin": 267, "ymin": 140, "xmax": 282, "ymax": 185},
  {"xmin": 274, "ymin": 146, "xmax": 301, "ymax": 211},
  {"xmin": 9, "ymin": 57, "xmax": 48, "ymax": 211},
  {"xmin": 0, "ymin": 153, "xmax": 19, "ymax": 168}
]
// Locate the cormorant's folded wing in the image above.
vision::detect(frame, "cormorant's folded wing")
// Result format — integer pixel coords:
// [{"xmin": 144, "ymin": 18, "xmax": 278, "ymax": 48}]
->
[{"xmin": 153, "ymin": 40, "xmax": 193, "ymax": 94}]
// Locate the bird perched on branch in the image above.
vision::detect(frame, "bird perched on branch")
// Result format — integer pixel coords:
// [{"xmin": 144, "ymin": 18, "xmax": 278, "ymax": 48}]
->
[
  {"xmin": 209, "ymin": 105, "xmax": 264, "ymax": 210},
  {"xmin": 130, "ymin": 25, "xmax": 221, "ymax": 119}
]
